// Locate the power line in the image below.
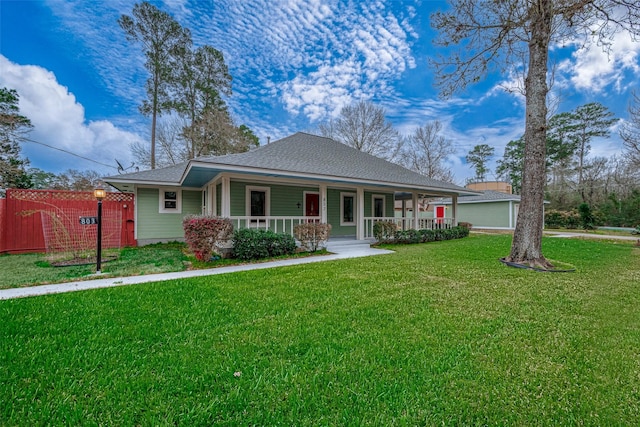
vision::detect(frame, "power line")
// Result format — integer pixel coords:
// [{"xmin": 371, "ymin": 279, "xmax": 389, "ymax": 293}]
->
[{"xmin": 19, "ymin": 136, "xmax": 119, "ymax": 170}]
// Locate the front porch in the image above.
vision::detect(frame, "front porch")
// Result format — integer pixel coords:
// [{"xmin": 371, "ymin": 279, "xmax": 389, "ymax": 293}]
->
[{"xmin": 204, "ymin": 176, "xmax": 459, "ymax": 241}]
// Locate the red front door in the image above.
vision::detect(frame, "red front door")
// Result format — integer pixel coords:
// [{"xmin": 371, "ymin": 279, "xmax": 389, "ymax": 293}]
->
[
  {"xmin": 305, "ymin": 193, "xmax": 320, "ymax": 218},
  {"xmin": 435, "ymin": 206, "xmax": 445, "ymax": 224}
]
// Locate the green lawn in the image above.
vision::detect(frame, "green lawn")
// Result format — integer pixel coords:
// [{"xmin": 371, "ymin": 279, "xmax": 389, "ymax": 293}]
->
[
  {"xmin": 1, "ymin": 235, "xmax": 639, "ymax": 425},
  {"xmin": 0, "ymin": 242, "xmax": 191, "ymax": 289}
]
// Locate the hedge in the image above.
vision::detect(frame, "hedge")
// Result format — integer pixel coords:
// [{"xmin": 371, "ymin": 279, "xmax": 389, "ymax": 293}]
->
[
  {"xmin": 391, "ymin": 226, "xmax": 470, "ymax": 245},
  {"xmin": 232, "ymin": 228, "xmax": 297, "ymax": 260}
]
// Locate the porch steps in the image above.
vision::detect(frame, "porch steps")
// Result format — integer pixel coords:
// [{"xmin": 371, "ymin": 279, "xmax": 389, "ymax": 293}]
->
[{"xmin": 326, "ymin": 239, "xmax": 375, "ymax": 253}]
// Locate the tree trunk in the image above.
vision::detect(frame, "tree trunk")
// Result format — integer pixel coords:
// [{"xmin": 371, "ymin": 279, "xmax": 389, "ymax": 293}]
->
[{"xmin": 507, "ymin": 0, "xmax": 553, "ymax": 269}]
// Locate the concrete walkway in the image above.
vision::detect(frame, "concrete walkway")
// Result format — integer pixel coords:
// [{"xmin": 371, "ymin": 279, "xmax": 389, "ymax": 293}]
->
[{"xmin": 0, "ymin": 240, "xmax": 393, "ymax": 300}]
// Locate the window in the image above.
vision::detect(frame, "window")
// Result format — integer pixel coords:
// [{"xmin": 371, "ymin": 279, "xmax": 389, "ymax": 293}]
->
[
  {"xmin": 373, "ymin": 195, "xmax": 385, "ymax": 218},
  {"xmin": 340, "ymin": 192, "xmax": 355, "ymax": 226},
  {"xmin": 245, "ymin": 186, "xmax": 270, "ymax": 219},
  {"xmin": 250, "ymin": 190, "xmax": 266, "ymax": 216},
  {"xmin": 159, "ymin": 188, "xmax": 182, "ymax": 213}
]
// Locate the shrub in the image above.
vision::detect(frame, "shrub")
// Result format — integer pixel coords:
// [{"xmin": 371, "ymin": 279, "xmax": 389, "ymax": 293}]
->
[
  {"xmin": 232, "ymin": 228, "xmax": 297, "ymax": 260},
  {"xmin": 394, "ymin": 229, "xmax": 421, "ymax": 244},
  {"xmin": 544, "ymin": 209, "xmax": 581, "ymax": 229},
  {"xmin": 391, "ymin": 226, "xmax": 469, "ymax": 245},
  {"xmin": 182, "ymin": 215, "xmax": 233, "ymax": 262},
  {"xmin": 373, "ymin": 220, "xmax": 397, "ymax": 242},
  {"xmin": 294, "ymin": 223, "xmax": 332, "ymax": 252},
  {"xmin": 578, "ymin": 203, "xmax": 595, "ymax": 230},
  {"xmin": 418, "ymin": 229, "xmax": 436, "ymax": 243}
]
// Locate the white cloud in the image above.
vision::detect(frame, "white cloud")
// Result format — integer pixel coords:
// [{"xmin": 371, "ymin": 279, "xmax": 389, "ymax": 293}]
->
[
  {"xmin": 0, "ymin": 55, "xmax": 143, "ymax": 175},
  {"xmin": 186, "ymin": 0, "xmax": 417, "ymax": 124},
  {"xmin": 561, "ymin": 30, "xmax": 640, "ymax": 94}
]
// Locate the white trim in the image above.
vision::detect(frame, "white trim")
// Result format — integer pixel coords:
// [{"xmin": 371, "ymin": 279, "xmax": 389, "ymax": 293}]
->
[
  {"xmin": 320, "ymin": 184, "xmax": 327, "ymax": 223},
  {"xmin": 357, "ymin": 187, "xmax": 365, "ymax": 240},
  {"xmin": 158, "ymin": 188, "xmax": 182, "ymax": 214},
  {"xmin": 221, "ymin": 176, "xmax": 231, "ymax": 217},
  {"xmin": 372, "ymin": 194, "xmax": 386, "ymax": 218},
  {"xmin": 134, "ymin": 186, "xmax": 138, "ymax": 240},
  {"xmin": 303, "ymin": 191, "xmax": 320, "ymax": 217},
  {"xmin": 452, "ymin": 195, "xmax": 458, "ymax": 226},
  {"xmin": 509, "ymin": 200, "xmax": 513, "ymax": 229},
  {"xmin": 412, "ymin": 192, "xmax": 419, "ymax": 230},
  {"xmin": 210, "ymin": 183, "xmax": 217, "ymax": 216},
  {"xmin": 246, "ymin": 185, "xmax": 271, "ymax": 217},
  {"xmin": 340, "ymin": 192, "xmax": 356, "ymax": 226},
  {"xmin": 135, "ymin": 184, "xmax": 200, "ymax": 191}
]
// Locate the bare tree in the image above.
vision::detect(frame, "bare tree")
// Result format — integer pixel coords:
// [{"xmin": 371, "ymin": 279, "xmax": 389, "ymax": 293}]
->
[
  {"xmin": 319, "ymin": 100, "xmax": 402, "ymax": 161},
  {"xmin": 432, "ymin": 0, "xmax": 640, "ymax": 268},
  {"xmin": 119, "ymin": 1, "xmax": 191, "ymax": 169},
  {"xmin": 620, "ymin": 91, "xmax": 640, "ymax": 168},
  {"xmin": 401, "ymin": 121, "xmax": 455, "ymax": 182},
  {"xmin": 132, "ymin": 114, "xmax": 258, "ymax": 168}
]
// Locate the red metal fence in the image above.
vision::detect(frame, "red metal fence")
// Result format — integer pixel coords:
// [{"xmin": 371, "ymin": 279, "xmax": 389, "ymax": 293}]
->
[{"xmin": 0, "ymin": 189, "xmax": 136, "ymax": 254}]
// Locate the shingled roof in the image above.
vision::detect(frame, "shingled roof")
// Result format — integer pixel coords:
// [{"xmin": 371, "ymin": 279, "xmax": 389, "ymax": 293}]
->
[
  {"xmin": 438, "ymin": 190, "xmax": 522, "ymax": 204},
  {"xmin": 106, "ymin": 132, "xmax": 476, "ymax": 195}
]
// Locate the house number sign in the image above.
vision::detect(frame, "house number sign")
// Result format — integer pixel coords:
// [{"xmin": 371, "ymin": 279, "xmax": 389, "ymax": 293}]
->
[{"xmin": 79, "ymin": 216, "xmax": 98, "ymax": 225}]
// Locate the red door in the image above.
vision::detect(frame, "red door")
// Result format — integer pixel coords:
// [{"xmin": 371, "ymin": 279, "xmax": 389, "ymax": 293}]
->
[
  {"xmin": 305, "ymin": 193, "xmax": 320, "ymax": 220},
  {"xmin": 435, "ymin": 206, "xmax": 445, "ymax": 225}
]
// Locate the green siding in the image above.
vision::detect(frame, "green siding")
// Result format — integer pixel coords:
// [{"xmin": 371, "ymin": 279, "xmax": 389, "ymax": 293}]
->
[
  {"xmin": 365, "ymin": 191, "xmax": 394, "ymax": 217},
  {"xmin": 229, "ymin": 181, "xmax": 319, "ymax": 216},
  {"xmin": 327, "ymin": 188, "xmax": 356, "ymax": 237},
  {"xmin": 137, "ymin": 188, "xmax": 202, "ymax": 240},
  {"xmin": 457, "ymin": 201, "xmax": 511, "ymax": 228}
]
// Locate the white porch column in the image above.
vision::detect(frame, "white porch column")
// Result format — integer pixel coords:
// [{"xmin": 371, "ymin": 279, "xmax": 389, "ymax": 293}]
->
[
  {"xmin": 320, "ymin": 184, "xmax": 327, "ymax": 223},
  {"xmin": 221, "ymin": 176, "xmax": 231, "ymax": 217},
  {"xmin": 210, "ymin": 183, "xmax": 217, "ymax": 216},
  {"xmin": 357, "ymin": 187, "xmax": 365, "ymax": 240},
  {"xmin": 452, "ymin": 195, "xmax": 458, "ymax": 226},
  {"xmin": 412, "ymin": 192, "xmax": 419, "ymax": 230},
  {"xmin": 401, "ymin": 199, "xmax": 407, "ymax": 230}
]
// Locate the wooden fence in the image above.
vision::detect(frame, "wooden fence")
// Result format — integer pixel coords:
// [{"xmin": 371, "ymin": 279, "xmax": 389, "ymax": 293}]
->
[{"xmin": 0, "ymin": 189, "xmax": 135, "ymax": 254}]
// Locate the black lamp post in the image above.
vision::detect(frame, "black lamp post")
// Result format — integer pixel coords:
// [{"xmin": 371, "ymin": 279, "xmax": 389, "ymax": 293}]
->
[{"xmin": 94, "ymin": 188, "xmax": 106, "ymax": 273}]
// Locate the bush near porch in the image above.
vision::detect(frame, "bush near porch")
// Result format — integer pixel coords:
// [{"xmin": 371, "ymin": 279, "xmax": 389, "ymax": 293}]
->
[
  {"xmin": 183, "ymin": 216, "xmax": 333, "ymax": 261},
  {"xmin": 232, "ymin": 228, "xmax": 297, "ymax": 260},
  {"xmin": 374, "ymin": 221, "xmax": 470, "ymax": 244}
]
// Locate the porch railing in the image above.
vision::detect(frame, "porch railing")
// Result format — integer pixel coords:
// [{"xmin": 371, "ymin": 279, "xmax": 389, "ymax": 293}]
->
[
  {"xmin": 229, "ymin": 216, "xmax": 321, "ymax": 236},
  {"xmin": 228, "ymin": 216, "xmax": 454, "ymax": 239},
  {"xmin": 363, "ymin": 217, "xmax": 455, "ymax": 239}
]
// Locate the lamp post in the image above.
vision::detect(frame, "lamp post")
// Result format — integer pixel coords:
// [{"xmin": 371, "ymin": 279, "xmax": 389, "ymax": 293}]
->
[{"xmin": 94, "ymin": 188, "xmax": 106, "ymax": 274}]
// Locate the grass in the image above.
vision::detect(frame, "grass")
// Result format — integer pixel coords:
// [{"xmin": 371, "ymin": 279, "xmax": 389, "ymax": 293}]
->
[
  {"xmin": 0, "ymin": 242, "xmax": 191, "ymax": 289},
  {"xmin": 1, "ymin": 234, "xmax": 639, "ymax": 424},
  {"xmin": 0, "ymin": 243, "xmax": 330, "ymax": 289}
]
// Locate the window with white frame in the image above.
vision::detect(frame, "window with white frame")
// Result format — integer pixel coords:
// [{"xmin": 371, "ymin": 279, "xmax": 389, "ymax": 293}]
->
[
  {"xmin": 372, "ymin": 195, "xmax": 385, "ymax": 218},
  {"xmin": 246, "ymin": 186, "xmax": 270, "ymax": 219},
  {"xmin": 340, "ymin": 192, "xmax": 356, "ymax": 226},
  {"xmin": 159, "ymin": 188, "xmax": 182, "ymax": 213}
]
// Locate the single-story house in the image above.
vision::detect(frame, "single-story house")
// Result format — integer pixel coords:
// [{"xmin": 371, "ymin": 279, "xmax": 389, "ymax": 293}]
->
[
  {"xmin": 433, "ymin": 190, "xmax": 525, "ymax": 230},
  {"xmin": 104, "ymin": 132, "xmax": 477, "ymax": 244}
]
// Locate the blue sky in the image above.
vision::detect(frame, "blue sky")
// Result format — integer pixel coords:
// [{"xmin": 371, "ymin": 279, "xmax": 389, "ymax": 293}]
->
[{"xmin": 1, "ymin": 0, "xmax": 638, "ymax": 184}]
